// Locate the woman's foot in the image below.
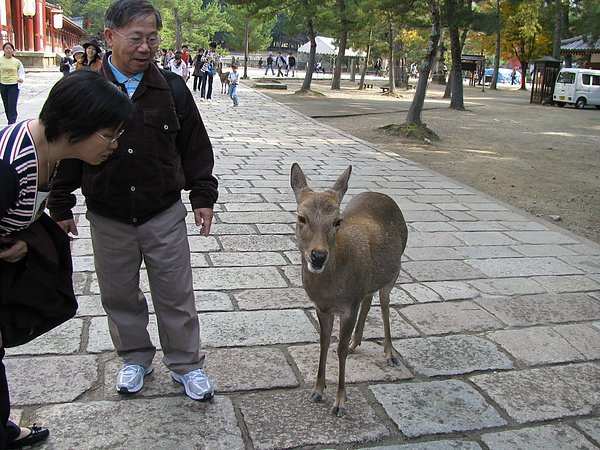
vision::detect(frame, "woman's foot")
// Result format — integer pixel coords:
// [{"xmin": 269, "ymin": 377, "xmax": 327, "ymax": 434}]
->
[{"xmin": 6, "ymin": 425, "xmax": 50, "ymax": 449}]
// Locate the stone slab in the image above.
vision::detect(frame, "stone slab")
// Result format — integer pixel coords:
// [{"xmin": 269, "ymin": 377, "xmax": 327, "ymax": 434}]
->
[
  {"xmin": 423, "ymin": 281, "xmax": 480, "ymax": 301},
  {"xmin": 288, "ymin": 341, "xmax": 413, "ymax": 385},
  {"xmin": 471, "ymin": 362, "xmax": 600, "ymax": 423},
  {"xmin": 217, "ymin": 211, "xmax": 295, "ymax": 224},
  {"xmin": 481, "ymin": 424, "xmax": 595, "ymax": 450},
  {"xmin": 402, "ymin": 260, "xmax": 487, "ymax": 282},
  {"xmin": 208, "ymin": 251, "xmax": 287, "ymax": 266},
  {"xmin": 370, "ymin": 380, "xmax": 506, "ymax": 438},
  {"xmin": 465, "ymin": 257, "xmax": 582, "ymax": 278},
  {"xmin": 401, "ymin": 301, "xmax": 504, "ymax": 335},
  {"xmin": 193, "ymin": 266, "xmax": 288, "ymax": 290},
  {"xmin": 468, "ymin": 278, "xmax": 545, "ymax": 296},
  {"xmin": 530, "ymin": 274, "xmax": 600, "ymax": 293},
  {"xmin": 238, "ymin": 386, "xmax": 390, "ymax": 449},
  {"xmin": 395, "ymin": 335, "xmax": 513, "ymax": 376},
  {"xmin": 576, "ymin": 418, "xmax": 600, "ymax": 444},
  {"xmin": 476, "ymin": 293, "xmax": 600, "ymax": 327},
  {"xmin": 357, "ymin": 441, "xmax": 482, "ymax": 450},
  {"xmin": 219, "ymin": 234, "xmax": 297, "ymax": 251},
  {"xmin": 31, "ymin": 397, "xmax": 244, "ymax": 449},
  {"xmin": 5, "ymin": 319, "xmax": 83, "ymax": 355},
  {"xmin": 199, "ymin": 309, "xmax": 318, "ymax": 347},
  {"xmin": 5, "ymin": 355, "xmax": 98, "ymax": 406},
  {"xmin": 235, "ymin": 287, "xmax": 312, "ymax": 310},
  {"xmin": 487, "ymin": 325, "xmax": 592, "ymax": 366}
]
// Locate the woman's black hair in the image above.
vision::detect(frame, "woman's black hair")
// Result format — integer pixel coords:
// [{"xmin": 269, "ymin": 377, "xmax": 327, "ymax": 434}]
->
[
  {"xmin": 39, "ymin": 70, "xmax": 132, "ymax": 143},
  {"xmin": 3, "ymin": 42, "xmax": 15, "ymax": 51},
  {"xmin": 82, "ymin": 48, "xmax": 101, "ymax": 66}
]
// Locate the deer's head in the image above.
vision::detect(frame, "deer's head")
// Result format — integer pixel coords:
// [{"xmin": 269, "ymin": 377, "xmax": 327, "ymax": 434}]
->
[{"xmin": 290, "ymin": 163, "xmax": 352, "ymax": 274}]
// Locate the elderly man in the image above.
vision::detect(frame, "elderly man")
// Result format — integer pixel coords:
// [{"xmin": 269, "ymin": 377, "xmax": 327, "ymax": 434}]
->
[{"xmin": 49, "ymin": 0, "xmax": 218, "ymax": 401}]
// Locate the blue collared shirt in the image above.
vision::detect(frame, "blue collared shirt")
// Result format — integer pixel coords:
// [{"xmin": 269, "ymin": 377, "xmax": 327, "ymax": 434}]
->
[{"xmin": 107, "ymin": 55, "xmax": 144, "ymax": 98}]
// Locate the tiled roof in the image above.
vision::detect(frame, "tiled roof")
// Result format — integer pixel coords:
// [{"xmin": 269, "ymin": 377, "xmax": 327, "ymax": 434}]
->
[{"xmin": 561, "ymin": 35, "xmax": 600, "ymax": 52}]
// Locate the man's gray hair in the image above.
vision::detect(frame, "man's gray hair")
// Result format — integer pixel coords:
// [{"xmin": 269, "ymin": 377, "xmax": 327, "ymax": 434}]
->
[{"xmin": 105, "ymin": 0, "xmax": 163, "ymax": 30}]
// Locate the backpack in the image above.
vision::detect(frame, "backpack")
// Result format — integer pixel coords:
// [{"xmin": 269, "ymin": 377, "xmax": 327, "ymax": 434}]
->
[
  {"xmin": 59, "ymin": 56, "xmax": 68, "ymax": 72},
  {"xmin": 289, "ymin": 56, "xmax": 296, "ymax": 66},
  {"xmin": 160, "ymin": 68, "xmax": 187, "ymax": 121}
]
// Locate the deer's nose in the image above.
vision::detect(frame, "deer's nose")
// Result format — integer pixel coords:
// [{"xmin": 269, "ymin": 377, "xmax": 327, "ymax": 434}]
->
[{"xmin": 310, "ymin": 250, "xmax": 328, "ymax": 266}]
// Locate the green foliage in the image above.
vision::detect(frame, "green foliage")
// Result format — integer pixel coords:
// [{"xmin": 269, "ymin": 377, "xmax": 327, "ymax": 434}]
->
[
  {"xmin": 570, "ymin": 0, "xmax": 600, "ymax": 40},
  {"xmin": 222, "ymin": 4, "xmax": 276, "ymax": 51}
]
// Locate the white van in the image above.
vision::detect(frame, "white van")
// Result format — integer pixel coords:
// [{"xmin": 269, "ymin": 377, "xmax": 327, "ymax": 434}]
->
[{"xmin": 553, "ymin": 68, "xmax": 600, "ymax": 109}]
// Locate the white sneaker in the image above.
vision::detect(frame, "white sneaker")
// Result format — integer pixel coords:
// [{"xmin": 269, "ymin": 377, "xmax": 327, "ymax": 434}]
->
[
  {"xmin": 200, "ymin": 97, "xmax": 206, "ymax": 102},
  {"xmin": 171, "ymin": 368, "xmax": 214, "ymax": 401},
  {"xmin": 207, "ymin": 99, "xmax": 213, "ymax": 103},
  {"xmin": 116, "ymin": 364, "xmax": 153, "ymax": 394}
]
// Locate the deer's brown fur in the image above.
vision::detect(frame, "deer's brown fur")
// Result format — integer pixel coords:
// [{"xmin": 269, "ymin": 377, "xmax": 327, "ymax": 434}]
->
[
  {"xmin": 290, "ymin": 163, "xmax": 408, "ymax": 416},
  {"xmin": 217, "ymin": 63, "xmax": 229, "ymax": 94}
]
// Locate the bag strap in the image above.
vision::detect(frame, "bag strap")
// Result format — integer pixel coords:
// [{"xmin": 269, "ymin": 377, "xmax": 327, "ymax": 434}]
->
[{"xmin": 160, "ymin": 68, "xmax": 187, "ymax": 121}]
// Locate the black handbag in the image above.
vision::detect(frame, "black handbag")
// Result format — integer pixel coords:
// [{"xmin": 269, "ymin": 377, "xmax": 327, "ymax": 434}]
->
[{"xmin": 0, "ymin": 214, "xmax": 77, "ymax": 348}]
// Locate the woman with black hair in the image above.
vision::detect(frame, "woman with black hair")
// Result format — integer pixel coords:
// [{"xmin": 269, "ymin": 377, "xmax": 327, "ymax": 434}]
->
[
  {"xmin": 0, "ymin": 70, "xmax": 132, "ymax": 449},
  {"xmin": 0, "ymin": 43, "xmax": 24, "ymax": 125},
  {"xmin": 80, "ymin": 39, "xmax": 103, "ymax": 71}
]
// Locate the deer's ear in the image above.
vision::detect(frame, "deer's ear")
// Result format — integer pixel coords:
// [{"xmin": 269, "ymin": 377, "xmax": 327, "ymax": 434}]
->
[
  {"xmin": 291, "ymin": 163, "xmax": 311, "ymax": 201},
  {"xmin": 331, "ymin": 165, "xmax": 352, "ymax": 202}
]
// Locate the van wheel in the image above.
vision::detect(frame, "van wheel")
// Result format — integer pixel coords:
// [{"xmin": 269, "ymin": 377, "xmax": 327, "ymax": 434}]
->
[
  {"xmin": 555, "ymin": 102, "xmax": 565, "ymax": 107},
  {"xmin": 575, "ymin": 97, "xmax": 586, "ymax": 109},
  {"xmin": 596, "ymin": 105, "xmax": 600, "ymax": 109}
]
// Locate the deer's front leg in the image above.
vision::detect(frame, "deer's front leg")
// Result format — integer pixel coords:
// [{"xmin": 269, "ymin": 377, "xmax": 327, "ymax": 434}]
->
[
  {"xmin": 310, "ymin": 310, "xmax": 333, "ymax": 403},
  {"xmin": 332, "ymin": 308, "xmax": 358, "ymax": 417},
  {"xmin": 380, "ymin": 283, "xmax": 400, "ymax": 366},
  {"xmin": 349, "ymin": 294, "xmax": 373, "ymax": 352}
]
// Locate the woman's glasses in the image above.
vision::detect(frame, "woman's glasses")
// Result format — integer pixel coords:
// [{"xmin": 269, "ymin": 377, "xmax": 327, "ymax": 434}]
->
[{"xmin": 95, "ymin": 129, "xmax": 125, "ymax": 145}]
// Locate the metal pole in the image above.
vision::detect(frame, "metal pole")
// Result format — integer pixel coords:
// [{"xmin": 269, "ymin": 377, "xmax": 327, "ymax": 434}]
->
[{"xmin": 242, "ymin": 17, "xmax": 249, "ymax": 79}]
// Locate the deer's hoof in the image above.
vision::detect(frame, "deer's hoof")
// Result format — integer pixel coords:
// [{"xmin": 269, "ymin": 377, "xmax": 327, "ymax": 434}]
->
[
  {"xmin": 330, "ymin": 405, "xmax": 347, "ymax": 417},
  {"xmin": 309, "ymin": 392, "xmax": 323, "ymax": 403},
  {"xmin": 387, "ymin": 356, "xmax": 400, "ymax": 367}
]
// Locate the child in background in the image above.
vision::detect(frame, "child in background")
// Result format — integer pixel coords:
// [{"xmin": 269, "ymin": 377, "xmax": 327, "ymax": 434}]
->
[{"xmin": 228, "ymin": 64, "xmax": 240, "ymax": 107}]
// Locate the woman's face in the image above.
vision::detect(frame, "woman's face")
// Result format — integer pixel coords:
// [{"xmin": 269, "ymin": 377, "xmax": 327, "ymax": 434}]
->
[
  {"xmin": 3, "ymin": 45, "xmax": 14, "ymax": 57},
  {"xmin": 74, "ymin": 52, "xmax": 83, "ymax": 62},
  {"xmin": 86, "ymin": 46, "xmax": 97, "ymax": 59},
  {"xmin": 76, "ymin": 127, "xmax": 122, "ymax": 165}
]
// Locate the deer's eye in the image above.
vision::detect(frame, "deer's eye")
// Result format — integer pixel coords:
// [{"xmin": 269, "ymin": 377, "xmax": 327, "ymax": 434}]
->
[
  {"xmin": 297, "ymin": 215, "xmax": 307, "ymax": 224},
  {"xmin": 334, "ymin": 218, "xmax": 343, "ymax": 228}
]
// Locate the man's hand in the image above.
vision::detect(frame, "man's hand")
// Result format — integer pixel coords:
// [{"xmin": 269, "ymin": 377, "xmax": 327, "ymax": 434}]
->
[
  {"xmin": 193, "ymin": 208, "xmax": 213, "ymax": 237},
  {"xmin": 0, "ymin": 237, "xmax": 27, "ymax": 262},
  {"xmin": 56, "ymin": 219, "xmax": 79, "ymax": 236}
]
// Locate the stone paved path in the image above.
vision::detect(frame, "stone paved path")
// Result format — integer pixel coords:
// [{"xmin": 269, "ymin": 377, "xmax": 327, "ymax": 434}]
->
[{"xmin": 4, "ymin": 73, "xmax": 600, "ymax": 449}]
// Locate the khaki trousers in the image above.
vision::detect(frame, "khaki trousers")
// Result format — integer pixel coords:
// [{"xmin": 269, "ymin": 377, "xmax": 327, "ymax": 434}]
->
[{"xmin": 88, "ymin": 200, "xmax": 204, "ymax": 374}]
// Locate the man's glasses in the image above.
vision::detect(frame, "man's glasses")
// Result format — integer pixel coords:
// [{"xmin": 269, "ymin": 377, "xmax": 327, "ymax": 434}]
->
[
  {"xmin": 111, "ymin": 29, "xmax": 162, "ymax": 48},
  {"xmin": 95, "ymin": 129, "xmax": 125, "ymax": 145}
]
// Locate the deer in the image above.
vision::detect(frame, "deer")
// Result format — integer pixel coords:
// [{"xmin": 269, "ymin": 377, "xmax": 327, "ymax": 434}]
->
[
  {"xmin": 216, "ymin": 62, "xmax": 229, "ymax": 94},
  {"xmin": 290, "ymin": 163, "xmax": 408, "ymax": 417}
]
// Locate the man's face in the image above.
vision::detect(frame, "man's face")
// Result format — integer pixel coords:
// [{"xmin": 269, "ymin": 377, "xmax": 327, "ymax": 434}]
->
[{"xmin": 104, "ymin": 12, "xmax": 159, "ymax": 77}]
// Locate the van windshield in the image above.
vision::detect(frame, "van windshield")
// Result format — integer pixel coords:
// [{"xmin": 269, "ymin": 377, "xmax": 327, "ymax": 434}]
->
[{"xmin": 557, "ymin": 71, "xmax": 576, "ymax": 83}]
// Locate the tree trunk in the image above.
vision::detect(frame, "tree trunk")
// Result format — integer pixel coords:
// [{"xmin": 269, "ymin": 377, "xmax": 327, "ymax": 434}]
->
[
  {"xmin": 358, "ymin": 31, "xmax": 372, "ymax": 90},
  {"xmin": 331, "ymin": 0, "xmax": 347, "ymax": 90},
  {"xmin": 520, "ymin": 58, "xmax": 528, "ymax": 90},
  {"xmin": 448, "ymin": 19, "xmax": 465, "ymax": 109},
  {"xmin": 387, "ymin": 18, "xmax": 396, "ymax": 94},
  {"xmin": 490, "ymin": 0, "xmax": 501, "ymax": 90},
  {"xmin": 443, "ymin": 68, "xmax": 453, "ymax": 97},
  {"xmin": 552, "ymin": 0, "xmax": 562, "ymax": 59},
  {"xmin": 406, "ymin": 0, "xmax": 441, "ymax": 125},
  {"xmin": 174, "ymin": 9, "xmax": 182, "ymax": 50},
  {"xmin": 299, "ymin": 16, "xmax": 316, "ymax": 93}
]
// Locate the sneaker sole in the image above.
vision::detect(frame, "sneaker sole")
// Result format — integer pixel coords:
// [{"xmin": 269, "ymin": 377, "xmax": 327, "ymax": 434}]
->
[
  {"xmin": 116, "ymin": 365, "xmax": 154, "ymax": 394},
  {"xmin": 171, "ymin": 372, "xmax": 214, "ymax": 401}
]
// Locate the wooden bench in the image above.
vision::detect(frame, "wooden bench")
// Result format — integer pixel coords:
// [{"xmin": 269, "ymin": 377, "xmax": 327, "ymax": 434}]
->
[
  {"xmin": 358, "ymin": 82, "xmax": 374, "ymax": 89},
  {"xmin": 380, "ymin": 85, "xmax": 389, "ymax": 93}
]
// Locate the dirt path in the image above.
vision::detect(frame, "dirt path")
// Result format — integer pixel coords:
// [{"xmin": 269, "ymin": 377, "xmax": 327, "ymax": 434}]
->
[{"xmin": 257, "ymin": 79, "xmax": 600, "ymax": 243}]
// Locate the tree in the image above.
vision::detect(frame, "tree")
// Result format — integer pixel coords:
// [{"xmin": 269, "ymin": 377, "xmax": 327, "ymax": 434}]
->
[{"xmin": 223, "ymin": 4, "xmax": 275, "ymax": 52}]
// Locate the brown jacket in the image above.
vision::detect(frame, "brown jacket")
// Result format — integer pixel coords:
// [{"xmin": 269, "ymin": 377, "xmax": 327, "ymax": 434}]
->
[{"xmin": 49, "ymin": 53, "xmax": 218, "ymax": 225}]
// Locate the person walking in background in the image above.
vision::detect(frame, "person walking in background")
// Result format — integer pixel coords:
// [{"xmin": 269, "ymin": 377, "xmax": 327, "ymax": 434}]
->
[
  {"xmin": 374, "ymin": 57, "xmax": 382, "ymax": 77},
  {"xmin": 49, "ymin": 0, "xmax": 218, "ymax": 402},
  {"xmin": 200, "ymin": 42, "xmax": 219, "ymax": 103},
  {"xmin": 191, "ymin": 48, "xmax": 204, "ymax": 92},
  {"xmin": 60, "ymin": 48, "xmax": 73, "ymax": 76},
  {"xmin": 161, "ymin": 48, "xmax": 172, "ymax": 70},
  {"xmin": 180, "ymin": 45, "xmax": 190, "ymax": 66},
  {"xmin": 285, "ymin": 52, "xmax": 296, "ymax": 77},
  {"xmin": 0, "ymin": 43, "xmax": 24, "ymax": 125},
  {"xmin": 228, "ymin": 64, "xmax": 240, "ymax": 107},
  {"xmin": 81, "ymin": 40, "xmax": 103, "ymax": 71},
  {"xmin": 510, "ymin": 67, "xmax": 517, "ymax": 85},
  {"xmin": 258, "ymin": 56, "xmax": 263, "ymax": 69},
  {"xmin": 71, "ymin": 45, "xmax": 84, "ymax": 71},
  {"xmin": 275, "ymin": 51, "xmax": 286, "ymax": 77},
  {"xmin": 168, "ymin": 50, "xmax": 189, "ymax": 80},
  {"xmin": 264, "ymin": 52, "xmax": 274, "ymax": 76},
  {"xmin": 1, "ymin": 70, "xmax": 132, "ymax": 450}
]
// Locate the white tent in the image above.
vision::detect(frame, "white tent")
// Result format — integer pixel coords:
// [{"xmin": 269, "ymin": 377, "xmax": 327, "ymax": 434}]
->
[{"xmin": 297, "ymin": 36, "xmax": 364, "ymax": 57}]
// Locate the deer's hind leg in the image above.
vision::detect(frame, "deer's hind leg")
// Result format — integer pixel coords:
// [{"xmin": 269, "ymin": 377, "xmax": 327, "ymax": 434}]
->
[
  {"xmin": 379, "ymin": 280, "xmax": 400, "ymax": 366},
  {"xmin": 349, "ymin": 294, "xmax": 373, "ymax": 352}
]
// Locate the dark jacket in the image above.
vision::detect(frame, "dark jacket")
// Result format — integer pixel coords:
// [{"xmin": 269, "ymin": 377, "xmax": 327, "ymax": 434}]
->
[
  {"xmin": 0, "ymin": 213, "xmax": 77, "ymax": 347},
  {"xmin": 48, "ymin": 53, "xmax": 218, "ymax": 225}
]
